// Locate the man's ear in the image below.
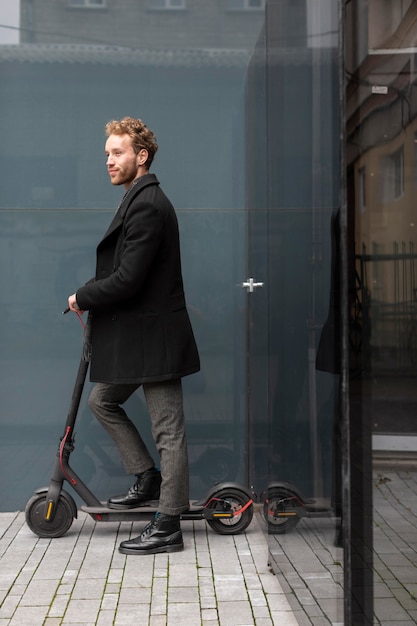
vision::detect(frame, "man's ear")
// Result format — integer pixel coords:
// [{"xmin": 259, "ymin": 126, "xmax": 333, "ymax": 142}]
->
[{"xmin": 137, "ymin": 149, "xmax": 148, "ymax": 166}]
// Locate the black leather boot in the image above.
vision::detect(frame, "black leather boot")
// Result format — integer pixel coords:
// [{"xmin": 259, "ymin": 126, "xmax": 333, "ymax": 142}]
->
[
  {"xmin": 119, "ymin": 513, "xmax": 183, "ymax": 555},
  {"xmin": 107, "ymin": 468, "xmax": 162, "ymax": 509}
]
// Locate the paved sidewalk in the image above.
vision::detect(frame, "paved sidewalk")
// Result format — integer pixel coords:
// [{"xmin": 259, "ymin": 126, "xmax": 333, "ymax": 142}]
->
[
  {"xmin": 268, "ymin": 465, "xmax": 417, "ymax": 626},
  {"xmin": 0, "ymin": 507, "xmax": 298, "ymax": 626},
  {"xmin": 3, "ymin": 468, "xmax": 416, "ymax": 625}
]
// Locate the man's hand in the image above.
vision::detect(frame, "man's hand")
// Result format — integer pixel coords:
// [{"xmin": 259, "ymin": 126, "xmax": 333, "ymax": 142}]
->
[{"xmin": 68, "ymin": 293, "xmax": 84, "ymax": 314}]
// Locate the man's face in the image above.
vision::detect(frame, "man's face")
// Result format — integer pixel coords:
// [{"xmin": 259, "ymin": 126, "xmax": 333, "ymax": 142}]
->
[{"xmin": 105, "ymin": 134, "xmax": 145, "ymax": 188}]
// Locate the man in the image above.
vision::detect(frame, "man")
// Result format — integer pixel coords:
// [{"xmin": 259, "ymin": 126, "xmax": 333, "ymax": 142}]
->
[{"xmin": 68, "ymin": 116, "xmax": 200, "ymax": 555}]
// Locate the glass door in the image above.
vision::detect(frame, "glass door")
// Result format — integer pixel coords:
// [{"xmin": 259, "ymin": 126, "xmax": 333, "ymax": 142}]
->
[
  {"xmin": 249, "ymin": 1, "xmax": 345, "ymax": 623},
  {"xmin": 246, "ymin": 0, "xmax": 341, "ymax": 507}
]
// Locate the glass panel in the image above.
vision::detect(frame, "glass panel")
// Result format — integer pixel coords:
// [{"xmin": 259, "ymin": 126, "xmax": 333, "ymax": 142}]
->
[
  {"xmin": 0, "ymin": 2, "xmax": 264, "ymax": 509},
  {"xmin": 249, "ymin": 0, "xmax": 344, "ymax": 622},
  {"xmin": 347, "ymin": 0, "xmax": 417, "ymax": 622}
]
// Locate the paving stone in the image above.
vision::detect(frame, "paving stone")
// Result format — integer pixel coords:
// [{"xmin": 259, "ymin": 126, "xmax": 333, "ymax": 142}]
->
[
  {"xmin": 374, "ymin": 596, "xmax": 412, "ymax": 622},
  {"xmin": 95, "ymin": 610, "xmax": 115, "ymax": 626},
  {"xmin": 0, "ymin": 595, "xmax": 21, "ymax": 619},
  {"xmin": 104, "ymin": 582, "xmax": 120, "ymax": 594},
  {"xmin": 8, "ymin": 606, "xmax": 49, "ymax": 626},
  {"xmin": 20, "ymin": 579, "xmax": 59, "ymax": 606},
  {"xmin": 150, "ymin": 600, "xmax": 167, "ymax": 616},
  {"xmin": 100, "ymin": 594, "xmax": 118, "ymax": 610},
  {"xmin": 118, "ymin": 586, "xmax": 151, "ymax": 604},
  {"xmin": 244, "ymin": 574, "xmax": 263, "ymax": 590},
  {"xmin": 63, "ymin": 598, "xmax": 102, "ymax": 623},
  {"xmin": 167, "ymin": 601, "xmax": 201, "ymax": 624},
  {"xmin": 201, "ymin": 607, "xmax": 218, "ymax": 621},
  {"xmin": 213, "ymin": 576, "xmax": 248, "ymax": 602},
  {"xmin": 48, "ymin": 594, "xmax": 70, "ymax": 618},
  {"xmin": 107, "ymin": 568, "xmax": 123, "ymax": 584},
  {"xmin": 167, "ymin": 586, "xmax": 199, "ymax": 603},
  {"xmin": 255, "ymin": 609, "xmax": 274, "ymax": 625},
  {"xmin": 167, "ymin": 563, "xmax": 198, "ymax": 586},
  {"xmin": 267, "ymin": 592, "xmax": 298, "ymax": 613},
  {"xmin": 247, "ymin": 588, "xmax": 267, "ymax": 607},
  {"xmin": 149, "ymin": 616, "xmax": 168, "ymax": 626},
  {"xmin": 113, "ymin": 604, "xmax": 151, "ymax": 624},
  {"xmin": 197, "ymin": 567, "xmax": 214, "ymax": 578},
  {"xmin": 71, "ymin": 578, "xmax": 106, "ymax": 600},
  {"xmin": 56, "ymin": 583, "xmax": 75, "ymax": 596},
  {"xmin": 217, "ymin": 599, "xmax": 254, "ymax": 624},
  {"xmin": 200, "ymin": 595, "xmax": 216, "ymax": 609}
]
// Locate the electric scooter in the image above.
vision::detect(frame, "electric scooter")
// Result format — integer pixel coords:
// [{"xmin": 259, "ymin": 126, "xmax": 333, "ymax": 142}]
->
[
  {"xmin": 25, "ymin": 312, "xmax": 254, "ymax": 539},
  {"xmin": 262, "ymin": 482, "xmax": 337, "ymax": 534}
]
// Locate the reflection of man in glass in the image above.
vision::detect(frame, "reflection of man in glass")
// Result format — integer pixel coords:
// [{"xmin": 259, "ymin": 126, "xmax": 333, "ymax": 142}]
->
[
  {"xmin": 316, "ymin": 208, "xmax": 342, "ymax": 545},
  {"xmin": 68, "ymin": 117, "xmax": 200, "ymax": 555}
]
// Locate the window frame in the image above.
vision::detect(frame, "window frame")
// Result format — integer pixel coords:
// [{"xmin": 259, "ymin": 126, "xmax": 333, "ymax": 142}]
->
[{"xmin": 381, "ymin": 146, "xmax": 404, "ymax": 203}]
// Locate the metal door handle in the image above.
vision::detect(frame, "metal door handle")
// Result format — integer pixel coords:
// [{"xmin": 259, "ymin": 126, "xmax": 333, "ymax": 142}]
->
[{"xmin": 242, "ymin": 277, "xmax": 264, "ymax": 292}]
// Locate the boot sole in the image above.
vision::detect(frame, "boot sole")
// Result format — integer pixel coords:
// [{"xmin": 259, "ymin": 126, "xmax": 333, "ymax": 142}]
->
[
  {"xmin": 119, "ymin": 542, "xmax": 184, "ymax": 555},
  {"xmin": 107, "ymin": 499, "xmax": 160, "ymax": 510}
]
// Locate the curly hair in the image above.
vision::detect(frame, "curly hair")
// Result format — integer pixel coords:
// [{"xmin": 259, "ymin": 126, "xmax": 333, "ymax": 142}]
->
[{"xmin": 105, "ymin": 117, "xmax": 158, "ymax": 169}]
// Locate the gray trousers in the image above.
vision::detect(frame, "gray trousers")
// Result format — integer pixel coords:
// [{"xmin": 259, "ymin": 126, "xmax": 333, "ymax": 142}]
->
[{"xmin": 88, "ymin": 379, "xmax": 189, "ymax": 516}]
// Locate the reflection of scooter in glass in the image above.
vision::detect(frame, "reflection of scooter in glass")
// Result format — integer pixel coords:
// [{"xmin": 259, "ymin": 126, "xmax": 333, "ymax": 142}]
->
[
  {"xmin": 25, "ymin": 312, "xmax": 254, "ymax": 539},
  {"xmin": 262, "ymin": 481, "xmax": 336, "ymax": 534}
]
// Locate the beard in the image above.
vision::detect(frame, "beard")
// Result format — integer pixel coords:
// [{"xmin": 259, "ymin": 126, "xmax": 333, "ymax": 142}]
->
[{"xmin": 109, "ymin": 163, "xmax": 138, "ymax": 187}]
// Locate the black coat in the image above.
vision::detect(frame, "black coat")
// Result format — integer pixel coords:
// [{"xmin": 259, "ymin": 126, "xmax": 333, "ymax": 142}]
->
[{"xmin": 76, "ymin": 173, "xmax": 200, "ymax": 384}]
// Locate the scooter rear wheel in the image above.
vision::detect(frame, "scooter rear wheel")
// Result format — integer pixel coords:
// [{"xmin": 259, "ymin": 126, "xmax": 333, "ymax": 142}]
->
[
  {"xmin": 25, "ymin": 492, "xmax": 74, "ymax": 538},
  {"xmin": 263, "ymin": 487, "xmax": 301, "ymax": 534},
  {"xmin": 206, "ymin": 488, "xmax": 253, "ymax": 535}
]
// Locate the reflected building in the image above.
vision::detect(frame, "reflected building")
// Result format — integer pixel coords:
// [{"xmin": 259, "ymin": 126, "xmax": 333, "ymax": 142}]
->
[{"xmin": 347, "ymin": 0, "xmax": 417, "ymax": 443}]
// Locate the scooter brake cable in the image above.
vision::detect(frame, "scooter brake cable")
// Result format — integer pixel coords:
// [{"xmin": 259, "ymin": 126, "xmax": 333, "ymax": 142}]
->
[
  {"xmin": 59, "ymin": 427, "xmax": 77, "ymax": 485},
  {"xmin": 62, "ymin": 307, "xmax": 85, "ymax": 329},
  {"xmin": 74, "ymin": 310, "xmax": 85, "ymax": 329}
]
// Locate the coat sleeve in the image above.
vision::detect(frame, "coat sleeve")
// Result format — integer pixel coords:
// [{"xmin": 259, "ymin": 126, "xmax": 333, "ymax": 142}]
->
[{"xmin": 76, "ymin": 200, "xmax": 163, "ymax": 310}]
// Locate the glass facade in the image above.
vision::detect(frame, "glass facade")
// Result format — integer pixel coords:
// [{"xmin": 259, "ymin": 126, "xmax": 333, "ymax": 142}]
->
[{"xmin": 2, "ymin": 0, "xmax": 417, "ymax": 623}]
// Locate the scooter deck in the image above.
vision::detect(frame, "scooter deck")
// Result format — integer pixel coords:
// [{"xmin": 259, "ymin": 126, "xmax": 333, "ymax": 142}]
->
[
  {"xmin": 80, "ymin": 499, "xmax": 216, "ymax": 522},
  {"xmin": 81, "ymin": 499, "xmax": 203, "ymax": 514}
]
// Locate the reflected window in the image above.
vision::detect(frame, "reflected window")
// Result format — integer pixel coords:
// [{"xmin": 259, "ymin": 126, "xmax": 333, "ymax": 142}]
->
[
  {"xmin": 369, "ymin": 0, "xmax": 410, "ymax": 49},
  {"xmin": 414, "ymin": 132, "xmax": 417, "ymax": 186},
  {"xmin": 358, "ymin": 165, "xmax": 366, "ymax": 213},
  {"xmin": 381, "ymin": 146, "xmax": 404, "ymax": 202},
  {"xmin": 67, "ymin": 0, "xmax": 106, "ymax": 7},
  {"xmin": 227, "ymin": 0, "xmax": 265, "ymax": 10},
  {"xmin": 148, "ymin": 0, "xmax": 186, "ymax": 9}
]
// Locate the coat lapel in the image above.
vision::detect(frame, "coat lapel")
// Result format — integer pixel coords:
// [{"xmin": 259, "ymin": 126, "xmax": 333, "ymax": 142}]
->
[{"xmin": 100, "ymin": 173, "xmax": 160, "ymax": 241}]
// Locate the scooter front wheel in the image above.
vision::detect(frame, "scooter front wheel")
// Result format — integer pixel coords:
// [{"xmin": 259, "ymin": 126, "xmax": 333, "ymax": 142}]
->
[
  {"xmin": 206, "ymin": 488, "xmax": 253, "ymax": 535},
  {"xmin": 25, "ymin": 492, "xmax": 75, "ymax": 538},
  {"xmin": 263, "ymin": 487, "xmax": 301, "ymax": 534}
]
